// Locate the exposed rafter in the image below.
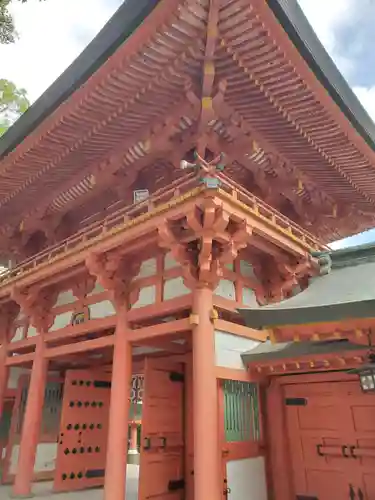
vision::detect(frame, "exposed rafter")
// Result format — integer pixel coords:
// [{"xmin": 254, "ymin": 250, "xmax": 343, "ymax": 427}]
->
[{"xmin": 196, "ymin": 0, "xmax": 219, "ymax": 157}]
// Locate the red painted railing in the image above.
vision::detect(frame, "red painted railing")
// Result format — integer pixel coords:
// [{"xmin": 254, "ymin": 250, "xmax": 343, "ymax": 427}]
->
[
  {"xmin": 216, "ymin": 172, "xmax": 323, "ymax": 250},
  {"xmin": 0, "ymin": 172, "xmax": 323, "ymax": 285}
]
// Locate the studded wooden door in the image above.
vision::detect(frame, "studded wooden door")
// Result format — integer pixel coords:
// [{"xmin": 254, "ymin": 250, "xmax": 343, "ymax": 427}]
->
[
  {"xmin": 54, "ymin": 369, "xmax": 111, "ymax": 492},
  {"xmin": 139, "ymin": 358, "xmax": 185, "ymax": 500}
]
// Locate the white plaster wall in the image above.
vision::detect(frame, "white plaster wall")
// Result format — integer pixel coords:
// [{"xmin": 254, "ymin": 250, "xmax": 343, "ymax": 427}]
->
[
  {"xmin": 89, "ymin": 300, "xmax": 116, "ymax": 318},
  {"xmin": 48, "ymin": 311, "xmax": 73, "ymax": 332},
  {"xmin": 132, "ymin": 285, "xmax": 156, "ymax": 308},
  {"xmin": 214, "ymin": 279, "xmax": 236, "ymax": 300},
  {"xmin": 164, "ymin": 252, "xmax": 179, "ymax": 270},
  {"xmin": 10, "ymin": 326, "xmax": 24, "ymax": 343},
  {"xmin": 54, "ymin": 290, "xmax": 76, "ymax": 307},
  {"xmin": 242, "ymin": 287, "xmax": 258, "ymax": 307},
  {"xmin": 134, "ymin": 258, "xmax": 157, "ymax": 279},
  {"xmin": 133, "ymin": 346, "xmax": 164, "ymax": 355},
  {"xmin": 15, "ymin": 311, "xmax": 26, "ymax": 321},
  {"xmin": 163, "ymin": 277, "xmax": 190, "ymax": 300},
  {"xmin": 27, "ymin": 325, "xmax": 38, "ymax": 337},
  {"xmin": 240, "ymin": 260, "xmax": 256, "ymax": 278},
  {"xmin": 87, "ymin": 281, "xmax": 105, "ymax": 296},
  {"xmin": 7, "ymin": 368, "xmax": 59, "ymax": 390},
  {"xmin": 226, "ymin": 457, "xmax": 268, "ymax": 500},
  {"xmin": 10, "ymin": 443, "xmax": 57, "ymax": 474},
  {"xmin": 7, "ymin": 367, "xmax": 29, "ymax": 389},
  {"xmin": 215, "ymin": 330, "xmax": 260, "ymax": 371}
]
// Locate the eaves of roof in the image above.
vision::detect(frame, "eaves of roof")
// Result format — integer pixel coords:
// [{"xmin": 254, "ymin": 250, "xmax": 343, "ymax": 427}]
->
[
  {"xmin": 268, "ymin": 0, "xmax": 375, "ymax": 152},
  {"xmin": 0, "ymin": 0, "xmax": 156, "ymax": 160},
  {"xmin": 1, "ymin": 0, "xmax": 374, "ymax": 163}
]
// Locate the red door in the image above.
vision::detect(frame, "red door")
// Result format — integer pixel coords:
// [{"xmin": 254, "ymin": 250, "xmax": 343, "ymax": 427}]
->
[
  {"xmin": 285, "ymin": 379, "xmax": 375, "ymax": 500},
  {"xmin": 139, "ymin": 358, "xmax": 185, "ymax": 500},
  {"xmin": 54, "ymin": 369, "xmax": 111, "ymax": 492}
]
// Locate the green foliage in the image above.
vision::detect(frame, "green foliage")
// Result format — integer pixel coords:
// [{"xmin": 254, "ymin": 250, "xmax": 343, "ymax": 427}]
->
[
  {"xmin": 0, "ymin": 0, "xmax": 45, "ymax": 44},
  {"xmin": 0, "ymin": 0, "xmax": 14, "ymax": 44},
  {"xmin": 0, "ymin": 78, "xmax": 29, "ymax": 136}
]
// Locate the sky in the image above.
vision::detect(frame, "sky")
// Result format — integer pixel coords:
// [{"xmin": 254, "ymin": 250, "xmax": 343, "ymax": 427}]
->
[{"xmin": 0, "ymin": 0, "xmax": 375, "ymax": 249}]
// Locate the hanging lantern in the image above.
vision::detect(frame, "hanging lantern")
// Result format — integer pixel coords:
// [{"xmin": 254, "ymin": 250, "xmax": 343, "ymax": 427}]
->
[
  {"xmin": 349, "ymin": 354, "xmax": 375, "ymax": 393},
  {"xmin": 348, "ymin": 332, "xmax": 375, "ymax": 393}
]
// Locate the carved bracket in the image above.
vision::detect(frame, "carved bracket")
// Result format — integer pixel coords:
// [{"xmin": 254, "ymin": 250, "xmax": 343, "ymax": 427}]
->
[
  {"xmin": 0, "ymin": 302, "xmax": 19, "ymax": 344},
  {"xmin": 85, "ymin": 252, "xmax": 141, "ymax": 310},
  {"xmin": 10, "ymin": 285, "xmax": 57, "ymax": 333},
  {"xmin": 260, "ymin": 254, "xmax": 319, "ymax": 302},
  {"xmin": 159, "ymin": 199, "xmax": 252, "ymax": 289}
]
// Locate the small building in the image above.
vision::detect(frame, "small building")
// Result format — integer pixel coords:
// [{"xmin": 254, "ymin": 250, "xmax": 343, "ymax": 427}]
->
[
  {"xmin": 240, "ymin": 243, "xmax": 375, "ymax": 500},
  {"xmin": 0, "ymin": 0, "xmax": 375, "ymax": 499}
]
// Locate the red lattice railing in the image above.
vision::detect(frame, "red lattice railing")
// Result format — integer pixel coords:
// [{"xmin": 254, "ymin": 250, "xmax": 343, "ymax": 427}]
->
[{"xmin": 0, "ymin": 172, "xmax": 324, "ymax": 285}]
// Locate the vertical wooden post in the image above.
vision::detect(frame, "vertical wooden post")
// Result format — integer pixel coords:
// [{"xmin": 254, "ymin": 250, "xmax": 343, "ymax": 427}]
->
[
  {"xmin": 192, "ymin": 286, "xmax": 221, "ymax": 500},
  {"xmin": 0, "ymin": 344, "xmax": 9, "ymax": 419},
  {"xmin": 12, "ymin": 336, "xmax": 47, "ymax": 497},
  {"xmin": 266, "ymin": 380, "xmax": 293, "ymax": 500},
  {"xmin": 104, "ymin": 308, "xmax": 132, "ymax": 500}
]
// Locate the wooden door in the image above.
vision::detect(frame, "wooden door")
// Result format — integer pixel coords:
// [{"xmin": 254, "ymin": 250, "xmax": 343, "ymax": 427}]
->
[
  {"xmin": 53, "ymin": 369, "xmax": 111, "ymax": 492},
  {"xmin": 3, "ymin": 374, "xmax": 63, "ymax": 484},
  {"xmin": 139, "ymin": 358, "xmax": 185, "ymax": 500},
  {"xmin": 342, "ymin": 382, "xmax": 375, "ymax": 500},
  {"xmin": 284, "ymin": 379, "xmax": 375, "ymax": 500}
]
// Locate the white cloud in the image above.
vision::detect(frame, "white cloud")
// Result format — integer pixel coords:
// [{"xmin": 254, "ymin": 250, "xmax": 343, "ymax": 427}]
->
[
  {"xmin": 298, "ymin": 0, "xmax": 353, "ymax": 52},
  {"xmin": 297, "ymin": 0, "xmax": 356, "ymax": 79},
  {"xmin": 0, "ymin": 0, "xmax": 122, "ymax": 102},
  {"xmin": 353, "ymin": 86, "xmax": 375, "ymax": 122}
]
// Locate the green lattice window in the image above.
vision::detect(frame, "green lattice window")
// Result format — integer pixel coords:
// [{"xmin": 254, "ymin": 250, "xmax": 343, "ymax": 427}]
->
[
  {"xmin": 223, "ymin": 380, "xmax": 260, "ymax": 442},
  {"xmin": 16, "ymin": 380, "xmax": 63, "ymax": 438},
  {"xmin": 0, "ymin": 406, "xmax": 12, "ymax": 441}
]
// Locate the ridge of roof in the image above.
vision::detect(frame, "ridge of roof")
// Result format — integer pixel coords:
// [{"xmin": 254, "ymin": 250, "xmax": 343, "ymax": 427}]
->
[
  {"xmin": 311, "ymin": 241, "xmax": 375, "ymax": 272},
  {"xmin": 0, "ymin": 0, "xmax": 156, "ymax": 160},
  {"xmin": 241, "ymin": 339, "xmax": 363, "ymax": 364}
]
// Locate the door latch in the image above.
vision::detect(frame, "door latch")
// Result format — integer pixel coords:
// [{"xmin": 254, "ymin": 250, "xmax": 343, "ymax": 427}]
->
[
  {"xmin": 223, "ymin": 487, "xmax": 231, "ymax": 498},
  {"xmin": 223, "ymin": 478, "xmax": 231, "ymax": 498}
]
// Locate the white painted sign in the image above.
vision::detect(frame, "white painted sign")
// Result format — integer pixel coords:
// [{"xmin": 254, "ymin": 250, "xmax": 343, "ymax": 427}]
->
[{"xmin": 133, "ymin": 189, "xmax": 149, "ymax": 204}]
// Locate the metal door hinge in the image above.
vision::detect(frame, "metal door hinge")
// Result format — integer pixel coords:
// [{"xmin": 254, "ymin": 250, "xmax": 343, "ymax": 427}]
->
[
  {"xmin": 169, "ymin": 371, "xmax": 184, "ymax": 383},
  {"xmin": 296, "ymin": 496, "xmax": 318, "ymax": 500},
  {"xmin": 86, "ymin": 469, "xmax": 105, "ymax": 478},
  {"xmin": 285, "ymin": 397, "xmax": 307, "ymax": 406},
  {"xmin": 168, "ymin": 479, "xmax": 185, "ymax": 491}
]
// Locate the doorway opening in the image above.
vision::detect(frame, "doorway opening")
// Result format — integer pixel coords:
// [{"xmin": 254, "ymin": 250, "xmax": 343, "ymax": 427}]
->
[{"xmin": 53, "ymin": 356, "xmax": 187, "ymax": 499}]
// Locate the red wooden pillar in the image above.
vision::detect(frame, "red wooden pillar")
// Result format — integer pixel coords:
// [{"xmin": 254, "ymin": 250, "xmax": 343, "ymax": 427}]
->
[
  {"xmin": 192, "ymin": 286, "xmax": 221, "ymax": 500},
  {"xmin": 266, "ymin": 380, "xmax": 293, "ymax": 500},
  {"xmin": 12, "ymin": 337, "xmax": 47, "ymax": 497},
  {"xmin": 104, "ymin": 308, "xmax": 132, "ymax": 500}
]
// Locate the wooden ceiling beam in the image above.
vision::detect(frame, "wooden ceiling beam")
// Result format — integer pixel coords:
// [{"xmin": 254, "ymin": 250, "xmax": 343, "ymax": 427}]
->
[
  {"xmin": 212, "ymin": 95, "xmax": 335, "ymax": 208},
  {"xmin": 196, "ymin": 0, "xmax": 219, "ymax": 157},
  {"xmin": 249, "ymin": 0, "xmax": 375, "ymax": 206},
  {"xmin": 7, "ymin": 98, "xmax": 199, "ymax": 241}
]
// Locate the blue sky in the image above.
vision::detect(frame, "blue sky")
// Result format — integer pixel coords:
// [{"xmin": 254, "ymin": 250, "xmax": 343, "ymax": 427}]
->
[{"xmin": 0, "ymin": 0, "xmax": 374, "ymax": 249}]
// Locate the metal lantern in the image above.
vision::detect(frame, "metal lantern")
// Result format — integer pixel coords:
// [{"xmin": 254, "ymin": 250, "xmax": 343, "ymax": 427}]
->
[
  {"xmin": 348, "ymin": 349, "xmax": 375, "ymax": 393},
  {"xmin": 357, "ymin": 365, "xmax": 375, "ymax": 392}
]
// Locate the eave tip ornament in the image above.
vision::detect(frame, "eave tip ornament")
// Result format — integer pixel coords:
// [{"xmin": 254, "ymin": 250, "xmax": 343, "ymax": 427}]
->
[{"xmin": 180, "ymin": 151, "xmax": 226, "ymax": 188}]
